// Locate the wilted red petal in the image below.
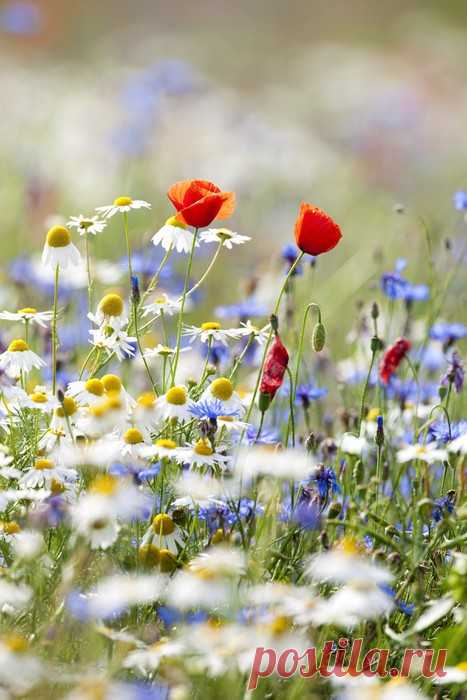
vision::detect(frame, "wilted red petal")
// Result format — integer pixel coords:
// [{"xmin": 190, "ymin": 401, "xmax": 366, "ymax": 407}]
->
[
  {"xmin": 379, "ymin": 338, "xmax": 411, "ymax": 384},
  {"xmin": 260, "ymin": 334, "xmax": 289, "ymax": 399}
]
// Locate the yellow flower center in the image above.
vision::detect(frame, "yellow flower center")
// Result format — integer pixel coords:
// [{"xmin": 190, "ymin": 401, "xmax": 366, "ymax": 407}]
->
[
  {"xmin": 159, "ymin": 548, "xmax": 177, "ymax": 573},
  {"xmin": 17, "ymin": 307, "xmax": 37, "ymax": 315},
  {"xmin": 219, "ymin": 415, "xmax": 234, "ymax": 422},
  {"xmin": 91, "ymin": 474, "xmax": 117, "ymax": 496},
  {"xmin": 155, "ymin": 439, "xmax": 176, "ymax": 450},
  {"xmin": 215, "ymin": 228, "xmax": 233, "ymax": 239},
  {"xmin": 210, "ymin": 377, "xmax": 233, "ymax": 401},
  {"xmin": 30, "ymin": 392, "xmax": 48, "ymax": 404},
  {"xmin": 55, "ymin": 397, "xmax": 77, "ymax": 417},
  {"xmin": 165, "ymin": 215, "xmax": 187, "ymax": 229},
  {"xmin": 211, "ymin": 528, "xmax": 225, "ymax": 545},
  {"xmin": 152, "ymin": 513, "xmax": 175, "ymax": 536},
  {"xmin": 51, "ymin": 479, "xmax": 65, "ymax": 494},
  {"xmin": 99, "ymin": 294, "xmax": 124, "ymax": 317},
  {"xmin": 166, "ymin": 386, "xmax": 187, "ymax": 406},
  {"xmin": 3, "ymin": 633, "xmax": 28, "ymax": 653},
  {"xmin": 8, "ymin": 339, "xmax": 29, "ymax": 352},
  {"xmin": 105, "ymin": 394, "xmax": 123, "ymax": 411},
  {"xmin": 137, "ymin": 392, "xmax": 156, "ymax": 408},
  {"xmin": 84, "ymin": 378, "xmax": 104, "ymax": 396},
  {"xmin": 46, "ymin": 225, "xmax": 71, "ymax": 248},
  {"xmin": 339, "ymin": 536, "xmax": 359, "ymax": 556},
  {"xmin": 114, "ymin": 196, "xmax": 133, "ymax": 207},
  {"xmin": 35, "ymin": 458, "xmax": 54, "ymax": 471},
  {"xmin": 138, "ymin": 543, "xmax": 160, "ymax": 567},
  {"xmin": 2, "ymin": 521, "xmax": 20, "ymax": 535},
  {"xmin": 101, "ymin": 374, "xmax": 122, "ymax": 393},
  {"xmin": 124, "ymin": 428, "xmax": 144, "ymax": 445},
  {"xmin": 201, "ymin": 321, "xmax": 221, "ymax": 331},
  {"xmin": 456, "ymin": 662, "xmax": 467, "ymax": 671},
  {"xmin": 366, "ymin": 407, "xmax": 381, "ymax": 422},
  {"xmin": 194, "ymin": 438, "xmax": 214, "ymax": 456},
  {"xmin": 269, "ymin": 616, "xmax": 291, "ymax": 637}
]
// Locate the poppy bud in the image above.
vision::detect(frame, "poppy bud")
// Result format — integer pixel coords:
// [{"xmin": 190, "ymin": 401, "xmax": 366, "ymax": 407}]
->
[
  {"xmin": 294, "ymin": 203, "xmax": 342, "ymax": 256},
  {"xmin": 312, "ymin": 322, "xmax": 326, "ymax": 352},
  {"xmin": 371, "ymin": 335, "xmax": 383, "ymax": 353},
  {"xmin": 258, "ymin": 334, "xmax": 289, "ymax": 411}
]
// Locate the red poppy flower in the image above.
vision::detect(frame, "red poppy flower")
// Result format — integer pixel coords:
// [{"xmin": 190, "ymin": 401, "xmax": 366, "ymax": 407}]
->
[
  {"xmin": 294, "ymin": 202, "xmax": 342, "ymax": 256},
  {"xmin": 167, "ymin": 179, "xmax": 235, "ymax": 229},
  {"xmin": 260, "ymin": 334, "xmax": 289, "ymax": 401},
  {"xmin": 379, "ymin": 337, "xmax": 411, "ymax": 384}
]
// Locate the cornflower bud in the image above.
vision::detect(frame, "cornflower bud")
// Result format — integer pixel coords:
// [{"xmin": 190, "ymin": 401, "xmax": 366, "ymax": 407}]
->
[
  {"xmin": 131, "ymin": 275, "xmax": 140, "ymax": 305},
  {"xmin": 375, "ymin": 415, "xmax": 384, "ymax": 447}
]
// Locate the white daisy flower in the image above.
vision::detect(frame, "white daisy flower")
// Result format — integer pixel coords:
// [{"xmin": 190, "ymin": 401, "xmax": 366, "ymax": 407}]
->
[
  {"xmin": 77, "ymin": 394, "xmax": 127, "ymax": 438},
  {"xmin": 199, "ymin": 227, "xmax": 251, "ymax": 249},
  {"xmin": 95, "ymin": 195, "xmax": 151, "ymax": 219},
  {"xmin": 144, "ymin": 344, "xmax": 190, "ymax": 360},
  {"xmin": 237, "ymin": 320, "xmax": 271, "ymax": 345},
  {"xmin": 89, "ymin": 327, "xmax": 136, "ymax": 361},
  {"xmin": 88, "ymin": 293, "xmax": 128, "ymax": 331},
  {"xmin": 19, "ymin": 457, "xmax": 77, "ymax": 489},
  {"xmin": 0, "ymin": 635, "xmax": 43, "ymax": 695},
  {"xmin": 22, "ymin": 386, "xmax": 59, "ymax": 412},
  {"xmin": 155, "ymin": 385, "xmax": 192, "ymax": 422},
  {"xmin": 67, "ymin": 378, "xmax": 106, "ymax": 406},
  {"xmin": 124, "ymin": 638, "xmax": 185, "ymax": 673},
  {"xmin": 448, "ymin": 432, "xmax": 467, "ymax": 454},
  {"xmin": 67, "ymin": 214, "xmax": 107, "ymax": 236},
  {"xmin": 201, "ymin": 377, "xmax": 244, "ymax": 415},
  {"xmin": 141, "ymin": 438, "xmax": 181, "ymax": 461},
  {"xmin": 183, "ymin": 321, "xmax": 242, "ymax": 346},
  {"xmin": 217, "ymin": 415, "xmax": 251, "ymax": 433},
  {"xmin": 397, "ymin": 442, "xmax": 448, "ymax": 464},
  {"xmin": 49, "ymin": 396, "xmax": 79, "ymax": 435},
  {"xmin": 306, "ymin": 537, "xmax": 393, "ymax": 585},
  {"xmin": 143, "ymin": 512, "xmax": 184, "ymax": 554},
  {"xmin": 177, "ymin": 438, "xmax": 232, "ymax": 471},
  {"xmin": 312, "ymin": 582, "xmax": 394, "ymax": 627},
  {"xmin": 151, "ymin": 216, "xmax": 197, "ymax": 254},
  {"xmin": 117, "ymin": 427, "xmax": 154, "ymax": 461},
  {"xmin": 100, "ymin": 373, "xmax": 136, "ymax": 410},
  {"xmin": 41, "ymin": 225, "xmax": 81, "ymax": 270},
  {"xmin": 142, "ymin": 292, "xmax": 182, "ymax": 318},
  {"xmin": 0, "ymin": 307, "xmax": 53, "ymax": 328},
  {"xmin": 0, "ymin": 339, "xmax": 45, "ymax": 378},
  {"xmin": 131, "ymin": 392, "xmax": 159, "ymax": 432}
]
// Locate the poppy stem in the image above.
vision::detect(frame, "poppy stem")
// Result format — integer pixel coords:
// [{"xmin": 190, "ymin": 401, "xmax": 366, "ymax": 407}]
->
[{"xmin": 170, "ymin": 228, "xmax": 198, "ymax": 385}]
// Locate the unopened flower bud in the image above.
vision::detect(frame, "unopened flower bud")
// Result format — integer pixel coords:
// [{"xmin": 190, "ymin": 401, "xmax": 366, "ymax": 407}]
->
[
  {"xmin": 371, "ymin": 335, "xmax": 383, "ymax": 353},
  {"xmin": 258, "ymin": 392, "xmax": 272, "ymax": 413},
  {"xmin": 305, "ymin": 433, "xmax": 317, "ymax": 452},
  {"xmin": 57, "ymin": 388, "xmax": 65, "ymax": 403},
  {"xmin": 375, "ymin": 415, "xmax": 384, "ymax": 447},
  {"xmin": 312, "ymin": 322, "xmax": 326, "ymax": 352},
  {"xmin": 131, "ymin": 275, "xmax": 140, "ymax": 304},
  {"xmin": 270, "ymin": 314, "xmax": 279, "ymax": 334},
  {"xmin": 371, "ymin": 302, "xmax": 379, "ymax": 320},
  {"xmin": 417, "ymin": 498, "xmax": 435, "ymax": 523},
  {"xmin": 438, "ymin": 385, "xmax": 448, "ymax": 401},
  {"xmin": 327, "ymin": 502, "xmax": 342, "ymax": 518},
  {"xmin": 353, "ymin": 460, "xmax": 364, "ymax": 484}
]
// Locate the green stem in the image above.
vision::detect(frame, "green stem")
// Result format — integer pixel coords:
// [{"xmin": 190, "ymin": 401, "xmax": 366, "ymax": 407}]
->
[
  {"xmin": 170, "ymin": 229, "xmax": 198, "ymax": 385},
  {"xmin": 183, "ymin": 240, "xmax": 222, "ymax": 301},
  {"xmin": 123, "ymin": 212, "xmax": 133, "ymax": 293},
  {"xmin": 52, "ymin": 264, "xmax": 60, "ymax": 395},
  {"xmin": 358, "ymin": 350, "xmax": 376, "ymax": 435},
  {"xmin": 133, "ymin": 301, "xmax": 159, "ymax": 394},
  {"xmin": 84, "ymin": 234, "xmax": 93, "ymax": 314}
]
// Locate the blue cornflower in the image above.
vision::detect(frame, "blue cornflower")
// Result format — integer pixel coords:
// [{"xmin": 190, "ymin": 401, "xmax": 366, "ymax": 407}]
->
[
  {"xmin": 428, "ymin": 419, "xmax": 467, "ymax": 444},
  {"xmin": 379, "ymin": 585, "xmax": 414, "ymax": 615},
  {"xmin": 430, "ymin": 322, "xmax": 467, "ymax": 343},
  {"xmin": 380, "ymin": 258, "xmax": 429, "ymax": 302},
  {"xmin": 296, "ymin": 381, "xmax": 328, "ymax": 406},
  {"xmin": 215, "ymin": 297, "xmax": 267, "ymax": 320},
  {"xmin": 453, "ymin": 190, "xmax": 467, "ymax": 210},
  {"xmin": 432, "ymin": 495, "xmax": 455, "ymax": 523},
  {"xmin": 282, "ymin": 244, "xmax": 303, "ymax": 275},
  {"xmin": 442, "ymin": 350, "xmax": 464, "ymax": 393},
  {"xmin": 292, "ymin": 488, "xmax": 321, "ymax": 530},
  {"xmin": 310, "ymin": 466, "xmax": 340, "ymax": 504},
  {"xmin": 246, "ymin": 424, "xmax": 280, "ymax": 445},
  {"xmin": 190, "ymin": 398, "xmax": 240, "ymax": 421}
]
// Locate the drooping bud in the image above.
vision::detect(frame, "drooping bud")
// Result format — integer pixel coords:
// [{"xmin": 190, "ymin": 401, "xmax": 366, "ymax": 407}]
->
[{"xmin": 312, "ymin": 322, "xmax": 326, "ymax": 352}]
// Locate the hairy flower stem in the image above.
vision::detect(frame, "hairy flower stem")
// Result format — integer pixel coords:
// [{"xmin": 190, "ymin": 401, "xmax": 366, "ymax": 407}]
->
[
  {"xmin": 52, "ymin": 264, "xmax": 60, "ymax": 395},
  {"xmin": 245, "ymin": 251, "xmax": 305, "ymax": 424},
  {"xmin": 358, "ymin": 350, "xmax": 376, "ymax": 435},
  {"xmin": 170, "ymin": 228, "xmax": 198, "ymax": 385}
]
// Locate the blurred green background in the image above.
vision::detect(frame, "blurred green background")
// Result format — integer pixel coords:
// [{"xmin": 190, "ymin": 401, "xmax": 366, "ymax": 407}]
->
[{"xmin": 0, "ymin": 0, "xmax": 466, "ymax": 326}]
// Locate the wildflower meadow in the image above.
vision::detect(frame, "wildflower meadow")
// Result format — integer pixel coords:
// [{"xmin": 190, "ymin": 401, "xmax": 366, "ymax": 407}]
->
[{"xmin": 0, "ymin": 3, "xmax": 466, "ymax": 700}]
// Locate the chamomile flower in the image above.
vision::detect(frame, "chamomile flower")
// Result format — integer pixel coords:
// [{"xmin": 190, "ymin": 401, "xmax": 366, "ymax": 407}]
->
[
  {"xmin": 306, "ymin": 537, "xmax": 393, "ymax": 585},
  {"xmin": 50, "ymin": 396, "xmax": 79, "ymax": 434},
  {"xmin": 151, "ymin": 216, "xmax": 197, "ymax": 254},
  {"xmin": 143, "ymin": 438, "xmax": 180, "ymax": 461},
  {"xmin": 397, "ymin": 442, "xmax": 448, "ymax": 464},
  {"xmin": 96, "ymin": 195, "xmax": 151, "ymax": 219},
  {"xmin": 100, "ymin": 373, "xmax": 136, "ymax": 410},
  {"xmin": 90, "ymin": 326, "xmax": 136, "ymax": 361},
  {"xmin": 67, "ymin": 378, "xmax": 106, "ymax": 406},
  {"xmin": 123, "ymin": 637, "xmax": 185, "ymax": 674},
  {"xmin": 0, "ymin": 339, "xmax": 45, "ymax": 378},
  {"xmin": 131, "ymin": 392, "xmax": 158, "ymax": 431},
  {"xmin": 23, "ymin": 386, "xmax": 59, "ymax": 412},
  {"xmin": 0, "ymin": 634, "xmax": 43, "ymax": 695},
  {"xmin": 67, "ymin": 214, "xmax": 107, "ymax": 236},
  {"xmin": 41, "ymin": 225, "xmax": 81, "ymax": 270},
  {"xmin": 201, "ymin": 377, "xmax": 244, "ymax": 415},
  {"xmin": 237, "ymin": 320, "xmax": 271, "ymax": 345},
  {"xmin": 183, "ymin": 321, "xmax": 241, "ymax": 346},
  {"xmin": 143, "ymin": 344, "xmax": 190, "ymax": 361},
  {"xmin": 178, "ymin": 438, "xmax": 232, "ymax": 471},
  {"xmin": 199, "ymin": 227, "xmax": 251, "ymax": 249},
  {"xmin": 118, "ymin": 428, "xmax": 154, "ymax": 461},
  {"xmin": 19, "ymin": 457, "xmax": 77, "ymax": 489},
  {"xmin": 142, "ymin": 292, "xmax": 182, "ymax": 318},
  {"xmin": 155, "ymin": 385, "xmax": 192, "ymax": 421},
  {"xmin": 78, "ymin": 394, "xmax": 127, "ymax": 438},
  {"xmin": 143, "ymin": 512, "xmax": 184, "ymax": 554},
  {"xmin": 88, "ymin": 293, "xmax": 128, "ymax": 330},
  {"xmin": 0, "ymin": 307, "xmax": 53, "ymax": 327}
]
